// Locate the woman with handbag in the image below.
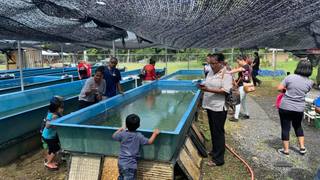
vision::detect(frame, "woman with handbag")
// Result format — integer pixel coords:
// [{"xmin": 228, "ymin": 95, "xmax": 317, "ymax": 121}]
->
[{"xmin": 227, "ymin": 55, "xmax": 253, "ymax": 122}]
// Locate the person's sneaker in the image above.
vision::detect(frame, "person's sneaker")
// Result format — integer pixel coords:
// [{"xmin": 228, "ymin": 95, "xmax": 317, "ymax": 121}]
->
[
  {"xmin": 278, "ymin": 148, "xmax": 289, "ymax": 156},
  {"xmin": 242, "ymin": 115, "xmax": 250, "ymax": 119},
  {"xmin": 229, "ymin": 117, "xmax": 239, "ymax": 122},
  {"xmin": 299, "ymin": 148, "xmax": 307, "ymax": 155}
]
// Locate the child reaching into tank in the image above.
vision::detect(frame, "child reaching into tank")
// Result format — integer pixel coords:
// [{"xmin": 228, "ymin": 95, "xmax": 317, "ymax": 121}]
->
[{"xmin": 112, "ymin": 114, "xmax": 160, "ymax": 180}]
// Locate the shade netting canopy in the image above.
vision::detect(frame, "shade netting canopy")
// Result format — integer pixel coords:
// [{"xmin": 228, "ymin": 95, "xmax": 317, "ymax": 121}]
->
[{"xmin": 1, "ymin": 0, "xmax": 320, "ymax": 50}]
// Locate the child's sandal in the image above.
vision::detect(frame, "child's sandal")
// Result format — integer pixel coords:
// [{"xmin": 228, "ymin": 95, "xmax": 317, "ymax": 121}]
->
[{"xmin": 44, "ymin": 162, "xmax": 59, "ymax": 170}]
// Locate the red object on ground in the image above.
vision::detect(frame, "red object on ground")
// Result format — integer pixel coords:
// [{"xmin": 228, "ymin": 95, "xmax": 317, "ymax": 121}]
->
[
  {"xmin": 143, "ymin": 64, "xmax": 156, "ymax": 81},
  {"xmin": 225, "ymin": 144, "xmax": 255, "ymax": 180}
]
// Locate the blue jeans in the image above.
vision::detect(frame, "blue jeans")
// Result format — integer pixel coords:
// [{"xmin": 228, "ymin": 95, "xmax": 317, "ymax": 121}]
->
[{"xmin": 118, "ymin": 167, "xmax": 137, "ymax": 180}]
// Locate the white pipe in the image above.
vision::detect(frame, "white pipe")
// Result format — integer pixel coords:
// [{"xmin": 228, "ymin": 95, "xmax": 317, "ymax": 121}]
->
[
  {"xmin": 61, "ymin": 44, "xmax": 64, "ymax": 73},
  {"xmin": 272, "ymin": 50, "xmax": 277, "ymax": 79},
  {"xmin": 17, "ymin": 41, "xmax": 24, "ymax": 91},
  {"xmin": 112, "ymin": 41, "xmax": 116, "ymax": 57},
  {"xmin": 165, "ymin": 48, "xmax": 168, "ymax": 75}
]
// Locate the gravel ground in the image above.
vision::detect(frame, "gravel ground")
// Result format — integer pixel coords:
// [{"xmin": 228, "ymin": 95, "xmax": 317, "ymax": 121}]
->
[{"xmin": 226, "ymin": 85, "xmax": 320, "ymax": 180}]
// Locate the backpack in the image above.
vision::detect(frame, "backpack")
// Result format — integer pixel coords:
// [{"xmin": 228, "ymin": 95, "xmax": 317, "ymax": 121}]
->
[
  {"xmin": 220, "ymin": 69, "xmax": 241, "ymax": 108},
  {"xmin": 225, "ymin": 86, "xmax": 241, "ymax": 107}
]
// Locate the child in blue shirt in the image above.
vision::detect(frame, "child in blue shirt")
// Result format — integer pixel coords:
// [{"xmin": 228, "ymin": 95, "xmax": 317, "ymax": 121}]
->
[
  {"xmin": 112, "ymin": 114, "xmax": 159, "ymax": 180},
  {"xmin": 42, "ymin": 96, "xmax": 64, "ymax": 170}
]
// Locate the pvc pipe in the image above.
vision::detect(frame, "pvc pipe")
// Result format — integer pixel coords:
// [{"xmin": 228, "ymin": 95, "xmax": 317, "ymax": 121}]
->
[
  {"xmin": 61, "ymin": 44, "xmax": 64, "ymax": 73},
  {"xmin": 17, "ymin": 41, "xmax": 24, "ymax": 91},
  {"xmin": 165, "ymin": 48, "xmax": 168, "ymax": 75}
]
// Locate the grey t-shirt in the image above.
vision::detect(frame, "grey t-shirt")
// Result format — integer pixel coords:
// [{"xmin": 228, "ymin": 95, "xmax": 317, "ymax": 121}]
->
[
  {"xmin": 280, "ymin": 74, "xmax": 313, "ymax": 112},
  {"xmin": 113, "ymin": 131, "xmax": 149, "ymax": 169},
  {"xmin": 79, "ymin": 77, "xmax": 106, "ymax": 102}
]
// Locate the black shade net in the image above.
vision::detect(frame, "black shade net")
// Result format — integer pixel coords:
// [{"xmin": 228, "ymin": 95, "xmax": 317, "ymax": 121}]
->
[{"xmin": 1, "ymin": 0, "xmax": 320, "ymax": 50}]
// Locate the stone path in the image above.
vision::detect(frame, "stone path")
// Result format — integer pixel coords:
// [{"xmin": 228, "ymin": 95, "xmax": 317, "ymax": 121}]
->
[{"xmin": 228, "ymin": 96, "xmax": 320, "ymax": 179}]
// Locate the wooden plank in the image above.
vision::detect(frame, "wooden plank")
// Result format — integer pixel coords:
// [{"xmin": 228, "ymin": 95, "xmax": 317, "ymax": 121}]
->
[
  {"xmin": 191, "ymin": 123, "xmax": 205, "ymax": 144},
  {"xmin": 68, "ymin": 155, "xmax": 101, "ymax": 180},
  {"xmin": 177, "ymin": 146, "xmax": 201, "ymax": 180},
  {"xmin": 101, "ymin": 157, "xmax": 173, "ymax": 180},
  {"xmin": 101, "ymin": 157, "xmax": 119, "ymax": 180},
  {"xmin": 185, "ymin": 137, "xmax": 202, "ymax": 168},
  {"xmin": 190, "ymin": 128, "xmax": 208, "ymax": 157},
  {"xmin": 137, "ymin": 160, "xmax": 173, "ymax": 180}
]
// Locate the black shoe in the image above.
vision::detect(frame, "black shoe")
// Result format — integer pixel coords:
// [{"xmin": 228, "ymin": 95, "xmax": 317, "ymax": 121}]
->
[
  {"xmin": 229, "ymin": 117, "xmax": 239, "ymax": 122},
  {"xmin": 278, "ymin": 148, "xmax": 289, "ymax": 156},
  {"xmin": 299, "ymin": 148, "xmax": 307, "ymax": 155},
  {"xmin": 242, "ymin": 115, "xmax": 250, "ymax": 119}
]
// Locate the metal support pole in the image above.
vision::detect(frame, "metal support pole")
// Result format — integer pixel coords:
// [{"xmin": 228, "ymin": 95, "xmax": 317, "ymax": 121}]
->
[
  {"xmin": 61, "ymin": 44, "xmax": 64, "ymax": 73},
  {"xmin": 40, "ymin": 49, "xmax": 43, "ymax": 67},
  {"xmin": 272, "ymin": 49, "xmax": 277, "ymax": 79},
  {"xmin": 165, "ymin": 48, "xmax": 168, "ymax": 74},
  {"xmin": 72, "ymin": 51, "xmax": 77, "ymax": 65},
  {"xmin": 231, "ymin": 48, "xmax": 234, "ymax": 63},
  {"xmin": 188, "ymin": 56, "xmax": 190, "ymax": 70},
  {"xmin": 17, "ymin": 41, "xmax": 24, "ymax": 91},
  {"xmin": 112, "ymin": 41, "xmax": 116, "ymax": 57}
]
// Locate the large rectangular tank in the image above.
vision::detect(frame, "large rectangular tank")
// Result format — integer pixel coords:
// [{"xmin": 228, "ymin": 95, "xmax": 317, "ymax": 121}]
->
[
  {"xmin": 0, "ymin": 76, "xmax": 72, "ymax": 95},
  {"xmin": 52, "ymin": 81, "xmax": 200, "ymax": 162},
  {"xmin": 161, "ymin": 69, "xmax": 204, "ymax": 81}
]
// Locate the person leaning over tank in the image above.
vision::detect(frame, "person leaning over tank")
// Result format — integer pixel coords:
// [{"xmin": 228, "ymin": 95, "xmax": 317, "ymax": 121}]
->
[
  {"xmin": 77, "ymin": 60, "xmax": 92, "ymax": 80},
  {"xmin": 104, "ymin": 57, "xmax": 124, "ymax": 98},
  {"xmin": 78, "ymin": 66, "xmax": 106, "ymax": 109},
  {"xmin": 112, "ymin": 114, "xmax": 159, "ymax": 180},
  {"xmin": 141, "ymin": 57, "xmax": 158, "ymax": 83},
  {"xmin": 277, "ymin": 59, "xmax": 313, "ymax": 156},
  {"xmin": 42, "ymin": 96, "xmax": 64, "ymax": 170},
  {"xmin": 199, "ymin": 53, "xmax": 233, "ymax": 166}
]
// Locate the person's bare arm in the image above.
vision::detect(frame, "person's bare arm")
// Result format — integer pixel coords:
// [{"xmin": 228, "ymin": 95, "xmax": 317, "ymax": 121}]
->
[
  {"xmin": 45, "ymin": 114, "xmax": 58, "ymax": 129},
  {"xmin": 148, "ymin": 129, "xmax": 160, "ymax": 144},
  {"xmin": 277, "ymin": 84, "xmax": 286, "ymax": 92},
  {"xmin": 227, "ymin": 67, "xmax": 245, "ymax": 74},
  {"xmin": 117, "ymin": 83, "xmax": 124, "ymax": 94},
  {"xmin": 199, "ymin": 85, "xmax": 226, "ymax": 94},
  {"xmin": 112, "ymin": 127, "xmax": 125, "ymax": 139}
]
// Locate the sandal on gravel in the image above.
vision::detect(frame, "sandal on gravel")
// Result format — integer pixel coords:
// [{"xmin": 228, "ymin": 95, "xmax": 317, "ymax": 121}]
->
[
  {"xmin": 44, "ymin": 162, "xmax": 59, "ymax": 170},
  {"xmin": 278, "ymin": 148, "xmax": 289, "ymax": 156},
  {"xmin": 299, "ymin": 148, "xmax": 307, "ymax": 155},
  {"xmin": 206, "ymin": 160, "xmax": 224, "ymax": 167}
]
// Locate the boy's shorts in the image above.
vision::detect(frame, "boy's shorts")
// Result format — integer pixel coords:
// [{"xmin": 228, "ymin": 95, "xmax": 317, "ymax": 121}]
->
[
  {"xmin": 42, "ymin": 139, "xmax": 48, "ymax": 149},
  {"xmin": 118, "ymin": 166, "xmax": 137, "ymax": 180},
  {"xmin": 42, "ymin": 137, "xmax": 60, "ymax": 155}
]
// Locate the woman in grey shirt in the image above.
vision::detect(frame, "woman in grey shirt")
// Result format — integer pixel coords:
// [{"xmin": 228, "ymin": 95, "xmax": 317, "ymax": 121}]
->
[{"xmin": 277, "ymin": 60, "xmax": 313, "ymax": 156}]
